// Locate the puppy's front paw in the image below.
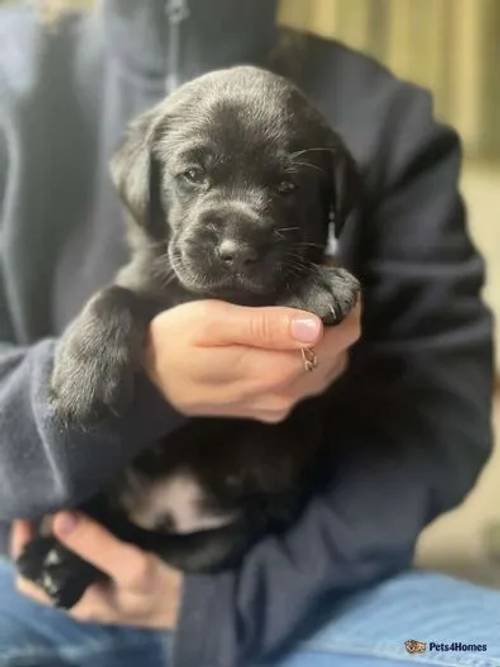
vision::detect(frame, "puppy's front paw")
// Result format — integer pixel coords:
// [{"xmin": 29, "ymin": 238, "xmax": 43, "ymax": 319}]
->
[
  {"xmin": 313, "ymin": 267, "xmax": 360, "ymax": 325},
  {"xmin": 50, "ymin": 287, "xmax": 141, "ymax": 425},
  {"xmin": 51, "ymin": 336, "xmax": 134, "ymax": 424},
  {"xmin": 281, "ymin": 266, "xmax": 360, "ymax": 326},
  {"xmin": 16, "ymin": 536, "xmax": 101, "ymax": 609}
]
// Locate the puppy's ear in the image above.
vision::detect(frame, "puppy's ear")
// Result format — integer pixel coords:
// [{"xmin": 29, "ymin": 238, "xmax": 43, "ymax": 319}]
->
[
  {"xmin": 110, "ymin": 106, "xmax": 162, "ymax": 227},
  {"xmin": 329, "ymin": 142, "xmax": 361, "ymax": 238}
]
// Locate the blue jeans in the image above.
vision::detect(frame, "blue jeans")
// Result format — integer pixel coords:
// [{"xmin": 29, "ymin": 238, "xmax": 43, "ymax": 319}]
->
[{"xmin": 1, "ymin": 559, "xmax": 500, "ymax": 667}]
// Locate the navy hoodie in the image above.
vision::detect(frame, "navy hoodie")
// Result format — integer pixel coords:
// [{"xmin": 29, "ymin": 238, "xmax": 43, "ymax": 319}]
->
[{"xmin": 0, "ymin": 1, "xmax": 493, "ymax": 665}]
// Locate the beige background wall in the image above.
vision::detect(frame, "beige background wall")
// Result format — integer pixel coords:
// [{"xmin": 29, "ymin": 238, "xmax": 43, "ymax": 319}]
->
[{"xmin": 278, "ymin": 0, "xmax": 500, "ymax": 158}]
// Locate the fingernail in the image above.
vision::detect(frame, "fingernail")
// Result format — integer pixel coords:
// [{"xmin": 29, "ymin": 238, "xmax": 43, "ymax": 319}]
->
[
  {"xmin": 55, "ymin": 512, "xmax": 79, "ymax": 536},
  {"xmin": 291, "ymin": 317, "xmax": 321, "ymax": 343}
]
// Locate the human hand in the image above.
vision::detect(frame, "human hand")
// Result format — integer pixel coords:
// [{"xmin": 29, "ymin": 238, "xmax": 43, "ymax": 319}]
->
[
  {"xmin": 144, "ymin": 299, "xmax": 361, "ymax": 423},
  {"xmin": 11, "ymin": 513, "xmax": 182, "ymax": 629}
]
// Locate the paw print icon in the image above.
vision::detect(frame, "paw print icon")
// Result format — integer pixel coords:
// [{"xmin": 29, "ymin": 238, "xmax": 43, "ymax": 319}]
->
[{"xmin": 405, "ymin": 640, "xmax": 427, "ymax": 654}]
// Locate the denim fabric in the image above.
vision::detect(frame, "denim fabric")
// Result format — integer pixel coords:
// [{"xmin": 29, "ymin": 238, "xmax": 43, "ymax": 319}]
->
[
  {"xmin": 0, "ymin": 559, "xmax": 170, "ymax": 667},
  {"xmin": 1, "ymin": 559, "xmax": 500, "ymax": 667},
  {"xmin": 273, "ymin": 570, "xmax": 500, "ymax": 667}
]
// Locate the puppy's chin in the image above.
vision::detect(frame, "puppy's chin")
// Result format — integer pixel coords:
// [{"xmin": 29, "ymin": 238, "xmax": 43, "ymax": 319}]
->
[
  {"xmin": 169, "ymin": 245, "xmax": 281, "ymax": 302},
  {"xmin": 175, "ymin": 264, "xmax": 275, "ymax": 302}
]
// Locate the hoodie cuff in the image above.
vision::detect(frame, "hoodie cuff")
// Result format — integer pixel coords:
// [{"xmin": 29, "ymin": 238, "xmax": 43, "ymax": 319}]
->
[{"xmin": 172, "ymin": 571, "xmax": 238, "ymax": 667}]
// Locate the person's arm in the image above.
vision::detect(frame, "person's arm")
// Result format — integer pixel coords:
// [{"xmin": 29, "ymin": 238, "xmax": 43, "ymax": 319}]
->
[
  {"xmin": 0, "ymin": 340, "xmax": 185, "ymax": 520},
  {"xmin": 0, "ymin": 124, "xmax": 188, "ymax": 520},
  {"xmin": 172, "ymin": 90, "xmax": 493, "ymax": 666}
]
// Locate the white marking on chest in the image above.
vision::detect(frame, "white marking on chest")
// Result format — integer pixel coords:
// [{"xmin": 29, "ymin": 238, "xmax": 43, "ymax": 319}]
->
[{"xmin": 123, "ymin": 471, "xmax": 235, "ymax": 534}]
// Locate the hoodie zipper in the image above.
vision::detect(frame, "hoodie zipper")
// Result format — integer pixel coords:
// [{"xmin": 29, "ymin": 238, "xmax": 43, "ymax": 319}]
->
[{"xmin": 165, "ymin": 0, "xmax": 190, "ymax": 94}]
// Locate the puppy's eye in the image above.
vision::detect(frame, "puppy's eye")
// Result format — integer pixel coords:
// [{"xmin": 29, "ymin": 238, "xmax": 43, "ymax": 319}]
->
[
  {"xmin": 182, "ymin": 167, "xmax": 206, "ymax": 184},
  {"xmin": 276, "ymin": 180, "xmax": 298, "ymax": 196}
]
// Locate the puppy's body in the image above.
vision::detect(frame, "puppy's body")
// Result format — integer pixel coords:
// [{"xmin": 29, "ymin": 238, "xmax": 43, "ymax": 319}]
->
[{"xmin": 18, "ymin": 67, "xmax": 360, "ymax": 608}]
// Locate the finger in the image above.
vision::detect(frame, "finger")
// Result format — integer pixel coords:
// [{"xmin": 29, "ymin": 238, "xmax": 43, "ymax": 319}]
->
[
  {"xmin": 10, "ymin": 520, "xmax": 35, "ymax": 559},
  {"xmin": 237, "ymin": 347, "xmax": 306, "ymax": 392},
  {"xmin": 325, "ymin": 351, "xmax": 349, "ymax": 382},
  {"xmin": 69, "ymin": 581, "xmax": 118, "ymax": 624},
  {"xmin": 293, "ymin": 350, "xmax": 349, "ymax": 396},
  {"xmin": 254, "ymin": 410, "xmax": 291, "ymax": 424},
  {"xmin": 53, "ymin": 512, "xmax": 154, "ymax": 590},
  {"xmin": 189, "ymin": 346, "xmax": 305, "ymax": 401},
  {"xmin": 194, "ymin": 300, "xmax": 323, "ymax": 350},
  {"xmin": 16, "ymin": 575, "xmax": 52, "ymax": 606},
  {"xmin": 316, "ymin": 302, "xmax": 361, "ymax": 355}
]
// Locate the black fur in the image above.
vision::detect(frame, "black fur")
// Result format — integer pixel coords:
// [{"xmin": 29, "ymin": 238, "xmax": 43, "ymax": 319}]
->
[{"xmin": 17, "ymin": 66, "xmax": 361, "ymax": 608}]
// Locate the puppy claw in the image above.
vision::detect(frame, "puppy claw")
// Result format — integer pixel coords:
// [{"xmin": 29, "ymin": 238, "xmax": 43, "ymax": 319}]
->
[{"xmin": 281, "ymin": 266, "xmax": 360, "ymax": 326}]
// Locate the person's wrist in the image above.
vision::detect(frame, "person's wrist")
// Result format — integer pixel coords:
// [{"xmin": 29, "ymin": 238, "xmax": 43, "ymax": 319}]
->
[
  {"xmin": 158, "ymin": 568, "xmax": 183, "ymax": 629},
  {"xmin": 142, "ymin": 322, "xmax": 168, "ymax": 396}
]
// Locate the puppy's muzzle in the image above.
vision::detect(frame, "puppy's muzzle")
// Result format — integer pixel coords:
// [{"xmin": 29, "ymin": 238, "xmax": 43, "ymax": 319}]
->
[
  {"xmin": 195, "ymin": 205, "xmax": 272, "ymax": 272},
  {"xmin": 217, "ymin": 238, "xmax": 259, "ymax": 271}
]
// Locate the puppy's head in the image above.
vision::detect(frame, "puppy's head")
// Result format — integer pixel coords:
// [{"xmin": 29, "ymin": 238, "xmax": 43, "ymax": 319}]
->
[{"xmin": 111, "ymin": 66, "xmax": 359, "ymax": 300}]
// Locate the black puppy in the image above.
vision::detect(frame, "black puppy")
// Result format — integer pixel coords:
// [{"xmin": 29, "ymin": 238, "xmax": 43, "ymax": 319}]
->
[{"xmin": 17, "ymin": 66, "xmax": 360, "ymax": 608}]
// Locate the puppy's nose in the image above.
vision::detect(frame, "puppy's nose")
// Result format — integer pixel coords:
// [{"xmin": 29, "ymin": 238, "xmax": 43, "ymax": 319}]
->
[{"xmin": 217, "ymin": 239, "xmax": 258, "ymax": 269}]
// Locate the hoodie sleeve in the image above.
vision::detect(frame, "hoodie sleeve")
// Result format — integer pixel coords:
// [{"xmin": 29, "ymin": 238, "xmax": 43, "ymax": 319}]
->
[
  {"xmin": 0, "ymin": 132, "xmax": 184, "ymax": 521},
  {"xmin": 173, "ymin": 84, "xmax": 494, "ymax": 667}
]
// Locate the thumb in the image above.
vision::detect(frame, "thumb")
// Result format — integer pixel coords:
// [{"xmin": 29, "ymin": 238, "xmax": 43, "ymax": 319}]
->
[
  {"xmin": 197, "ymin": 301, "xmax": 323, "ymax": 350},
  {"xmin": 10, "ymin": 519, "xmax": 35, "ymax": 559},
  {"xmin": 53, "ymin": 512, "xmax": 150, "ymax": 586}
]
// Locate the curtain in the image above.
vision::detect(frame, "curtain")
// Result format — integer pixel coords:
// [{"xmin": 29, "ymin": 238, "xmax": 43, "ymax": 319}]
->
[{"xmin": 278, "ymin": 0, "xmax": 500, "ymax": 161}]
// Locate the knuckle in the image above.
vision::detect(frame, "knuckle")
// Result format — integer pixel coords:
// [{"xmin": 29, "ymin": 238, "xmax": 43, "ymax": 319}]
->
[
  {"xmin": 273, "ymin": 409, "xmax": 291, "ymax": 423},
  {"xmin": 269, "ymin": 394, "xmax": 294, "ymax": 413},
  {"xmin": 328, "ymin": 353, "xmax": 348, "ymax": 381},
  {"xmin": 249, "ymin": 311, "xmax": 285, "ymax": 347},
  {"xmin": 72, "ymin": 607, "xmax": 94, "ymax": 623},
  {"xmin": 338, "ymin": 351, "xmax": 350, "ymax": 373},
  {"xmin": 349, "ymin": 322, "xmax": 361, "ymax": 345},
  {"xmin": 259, "ymin": 408, "xmax": 290, "ymax": 424},
  {"xmin": 344, "ymin": 308, "xmax": 362, "ymax": 343},
  {"xmin": 15, "ymin": 576, "xmax": 27, "ymax": 595},
  {"xmin": 249, "ymin": 313, "xmax": 272, "ymax": 345},
  {"xmin": 126, "ymin": 553, "xmax": 154, "ymax": 589}
]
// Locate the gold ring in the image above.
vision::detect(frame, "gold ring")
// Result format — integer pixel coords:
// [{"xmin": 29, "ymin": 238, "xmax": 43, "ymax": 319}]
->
[{"xmin": 301, "ymin": 347, "xmax": 318, "ymax": 372}]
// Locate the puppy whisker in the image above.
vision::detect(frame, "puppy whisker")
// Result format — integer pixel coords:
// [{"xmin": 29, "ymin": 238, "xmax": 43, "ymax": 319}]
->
[
  {"xmin": 289, "ymin": 160, "xmax": 326, "ymax": 176},
  {"xmin": 289, "ymin": 146, "xmax": 336, "ymax": 159},
  {"xmin": 292, "ymin": 241, "xmax": 326, "ymax": 250}
]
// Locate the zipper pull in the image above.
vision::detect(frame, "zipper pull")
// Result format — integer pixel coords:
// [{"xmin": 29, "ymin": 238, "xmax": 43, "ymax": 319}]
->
[
  {"xmin": 165, "ymin": 0, "xmax": 190, "ymax": 24},
  {"xmin": 164, "ymin": 0, "xmax": 189, "ymax": 95}
]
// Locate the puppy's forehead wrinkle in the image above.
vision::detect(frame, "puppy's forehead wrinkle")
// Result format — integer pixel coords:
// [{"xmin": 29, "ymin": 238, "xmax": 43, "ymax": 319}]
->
[
  {"xmin": 155, "ymin": 68, "xmax": 325, "ymax": 163},
  {"xmin": 201, "ymin": 198, "xmax": 266, "ymax": 221},
  {"xmin": 170, "ymin": 142, "xmax": 219, "ymax": 170}
]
